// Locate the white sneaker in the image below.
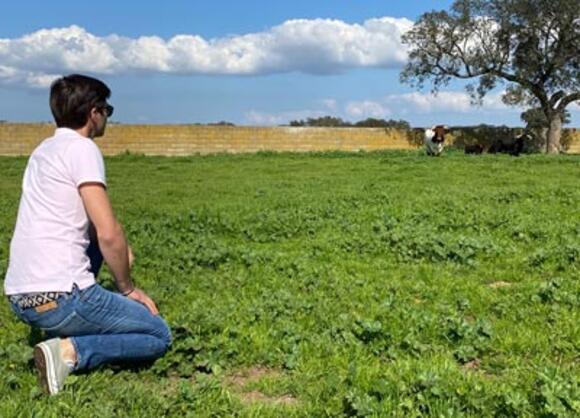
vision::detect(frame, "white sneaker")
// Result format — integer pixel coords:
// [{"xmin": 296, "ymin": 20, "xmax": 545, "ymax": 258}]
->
[{"xmin": 33, "ymin": 338, "xmax": 71, "ymax": 395}]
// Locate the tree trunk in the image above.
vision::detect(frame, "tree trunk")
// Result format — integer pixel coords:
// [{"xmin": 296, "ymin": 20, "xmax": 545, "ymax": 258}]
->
[{"xmin": 546, "ymin": 114, "xmax": 562, "ymax": 154}]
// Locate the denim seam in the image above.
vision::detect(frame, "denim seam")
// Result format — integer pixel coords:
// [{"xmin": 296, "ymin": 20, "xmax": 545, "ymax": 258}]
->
[{"xmin": 69, "ymin": 336, "xmax": 82, "ymax": 371}]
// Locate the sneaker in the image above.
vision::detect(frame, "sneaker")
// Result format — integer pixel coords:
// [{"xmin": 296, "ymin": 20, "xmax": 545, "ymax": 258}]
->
[{"xmin": 33, "ymin": 338, "xmax": 71, "ymax": 395}]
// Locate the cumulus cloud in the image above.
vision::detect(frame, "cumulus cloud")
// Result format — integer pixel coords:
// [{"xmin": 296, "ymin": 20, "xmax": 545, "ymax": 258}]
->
[
  {"xmin": 341, "ymin": 91, "xmax": 515, "ymax": 125},
  {"xmin": 346, "ymin": 91, "xmax": 514, "ymax": 120},
  {"xmin": 345, "ymin": 100, "xmax": 391, "ymax": 118},
  {"xmin": 245, "ymin": 109, "xmax": 329, "ymax": 125},
  {"xmin": 0, "ymin": 18, "xmax": 413, "ymax": 87},
  {"xmin": 320, "ymin": 99, "xmax": 338, "ymax": 111},
  {"xmin": 0, "ymin": 65, "xmax": 60, "ymax": 88},
  {"xmin": 386, "ymin": 91, "xmax": 474, "ymax": 113},
  {"xmin": 245, "ymin": 90, "xmax": 519, "ymax": 125}
]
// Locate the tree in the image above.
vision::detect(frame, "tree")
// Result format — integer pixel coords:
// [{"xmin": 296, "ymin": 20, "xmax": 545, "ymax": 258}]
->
[
  {"xmin": 288, "ymin": 116, "xmax": 413, "ymax": 128},
  {"xmin": 521, "ymin": 107, "xmax": 570, "ymax": 128},
  {"xmin": 400, "ymin": 0, "xmax": 579, "ymax": 153},
  {"xmin": 354, "ymin": 118, "xmax": 411, "ymax": 129},
  {"xmin": 208, "ymin": 121, "xmax": 235, "ymax": 126},
  {"xmin": 521, "ymin": 107, "xmax": 573, "ymax": 151},
  {"xmin": 289, "ymin": 116, "xmax": 351, "ymax": 127}
]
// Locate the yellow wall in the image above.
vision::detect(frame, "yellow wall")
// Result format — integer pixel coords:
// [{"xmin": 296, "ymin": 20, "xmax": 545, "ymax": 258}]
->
[
  {"xmin": 0, "ymin": 123, "xmax": 417, "ymax": 156},
  {"xmin": 567, "ymin": 129, "xmax": 580, "ymax": 153},
  {"xmin": 0, "ymin": 123, "xmax": 578, "ymax": 156}
]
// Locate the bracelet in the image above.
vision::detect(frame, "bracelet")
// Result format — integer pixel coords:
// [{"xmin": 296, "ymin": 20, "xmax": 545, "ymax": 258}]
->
[{"xmin": 122, "ymin": 288, "xmax": 135, "ymax": 297}]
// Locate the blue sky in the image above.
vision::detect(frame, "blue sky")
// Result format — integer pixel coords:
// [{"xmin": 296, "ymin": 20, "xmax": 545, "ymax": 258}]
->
[{"xmin": 1, "ymin": 0, "xmax": 578, "ymax": 127}]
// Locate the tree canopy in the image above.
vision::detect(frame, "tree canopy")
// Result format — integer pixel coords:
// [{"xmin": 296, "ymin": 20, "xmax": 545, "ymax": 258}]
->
[
  {"xmin": 521, "ymin": 107, "xmax": 571, "ymax": 129},
  {"xmin": 400, "ymin": 0, "xmax": 579, "ymax": 153},
  {"xmin": 288, "ymin": 116, "xmax": 411, "ymax": 129},
  {"xmin": 289, "ymin": 116, "xmax": 350, "ymax": 127}
]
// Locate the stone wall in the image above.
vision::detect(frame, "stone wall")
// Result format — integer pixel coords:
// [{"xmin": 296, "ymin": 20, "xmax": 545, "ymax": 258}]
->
[
  {"xmin": 0, "ymin": 123, "xmax": 578, "ymax": 156},
  {"xmin": 565, "ymin": 129, "xmax": 580, "ymax": 153},
  {"xmin": 0, "ymin": 124, "xmax": 416, "ymax": 156}
]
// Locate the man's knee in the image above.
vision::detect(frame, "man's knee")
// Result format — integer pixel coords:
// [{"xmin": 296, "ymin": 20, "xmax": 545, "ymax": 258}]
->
[{"xmin": 156, "ymin": 317, "xmax": 172, "ymax": 354}]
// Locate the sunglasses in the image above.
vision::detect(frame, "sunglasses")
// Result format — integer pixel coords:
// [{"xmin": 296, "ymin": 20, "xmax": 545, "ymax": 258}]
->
[{"xmin": 97, "ymin": 104, "xmax": 114, "ymax": 117}]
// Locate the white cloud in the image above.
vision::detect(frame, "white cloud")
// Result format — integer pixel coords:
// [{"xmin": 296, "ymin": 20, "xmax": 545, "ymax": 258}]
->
[
  {"xmin": 386, "ymin": 91, "xmax": 473, "ymax": 113},
  {"xmin": 345, "ymin": 100, "xmax": 391, "ymax": 118},
  {"xmin": 321, "ymin": 99, "xmax": 338, "ymax": 111},
  {"xmin": 0, "ymin": 65, "xmax": 60, "ymax": 88},
  {"xmin": 245, "ymin": 109, "xmax": 328, "ymax": 125},
  {"xmin": 0, "ymin": 18, "xmax": 413, "ymax": 87},
  {"xmin": 244, "ymin": 90, "xmax": 520, "ymax": 126},
  {"xmin": 1, "ymin": 26, "xmax": 119, "ymax": 74},
  {"xmin": 382, "ymin": 91, "xmax": 514, "ymax": 114},
  {"xmin": 341, "ymin": 91, "xmax": 513, "ymax": 122},
  {"xmin": 244, "ymin": 111, "xmax": 287, "ymax": 126}
]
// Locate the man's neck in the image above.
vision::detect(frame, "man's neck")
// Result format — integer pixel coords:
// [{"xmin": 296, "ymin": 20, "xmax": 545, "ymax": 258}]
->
[{"xmin": 74, "ymin": 126, "xmax": 94, "ymax": 139}]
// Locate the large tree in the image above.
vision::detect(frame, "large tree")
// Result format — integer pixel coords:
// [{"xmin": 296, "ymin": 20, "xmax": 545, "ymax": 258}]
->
[{"xmin": 400, "ymin": 0, "xmax": 579, "ymax": 153}]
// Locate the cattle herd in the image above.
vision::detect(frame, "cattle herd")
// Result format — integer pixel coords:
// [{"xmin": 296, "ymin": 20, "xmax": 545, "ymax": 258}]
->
[{"xmin": 424, "ymin": 126, "xmax": 530, "ymax": 156}]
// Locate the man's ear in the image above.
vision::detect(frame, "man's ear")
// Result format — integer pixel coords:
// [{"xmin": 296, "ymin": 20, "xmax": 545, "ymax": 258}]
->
[
  {"xmin": 89, "ymin": 107, "xmax": 100, "ymax": 118},
  {"xmin": 88, "ymin": 106, "xmax": 102, "ymax": 125}
]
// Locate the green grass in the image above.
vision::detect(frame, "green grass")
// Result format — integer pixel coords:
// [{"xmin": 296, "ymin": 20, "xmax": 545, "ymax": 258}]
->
[{"xmin": 1, "ymin": 150, "xmax": 579, "ymax": 417}]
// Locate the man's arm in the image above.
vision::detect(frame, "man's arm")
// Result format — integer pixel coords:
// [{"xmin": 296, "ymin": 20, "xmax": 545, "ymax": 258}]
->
[
  {"xmin": 88, "ymin": 221, "xmax": 133, "ymax": 276},
  {"xmin": 79, "ymin": 183, "xmax": 158, "ymax": 314},
  {"xmin": 87, "ymin": 222, "xmax": 104, "ymax": 277},
  {"xmin": 80, "ymin": 184, "xmax": 131, "ymax": 292}
]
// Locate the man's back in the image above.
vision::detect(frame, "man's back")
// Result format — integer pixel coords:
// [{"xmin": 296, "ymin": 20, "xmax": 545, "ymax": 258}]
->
[{"xmin": 4, "ymin": 128, "xmax": 105, "ymax": 295}]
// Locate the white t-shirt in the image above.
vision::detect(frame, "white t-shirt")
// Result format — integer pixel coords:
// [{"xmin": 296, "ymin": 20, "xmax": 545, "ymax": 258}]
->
[{"xmin": 4, "ymin": 128, "xmax": 106, "ymax": 295}]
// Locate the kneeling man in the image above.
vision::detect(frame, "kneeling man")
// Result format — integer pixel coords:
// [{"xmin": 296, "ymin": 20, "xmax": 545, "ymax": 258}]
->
[{"xmin": 4, "ymin": 74, "xmax": 171, "ymax": 395}]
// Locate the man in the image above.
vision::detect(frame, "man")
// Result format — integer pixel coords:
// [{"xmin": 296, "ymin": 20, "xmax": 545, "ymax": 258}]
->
[{"xmin": 4, "ymin": 74, "xmax": 171, "ymax": 395}]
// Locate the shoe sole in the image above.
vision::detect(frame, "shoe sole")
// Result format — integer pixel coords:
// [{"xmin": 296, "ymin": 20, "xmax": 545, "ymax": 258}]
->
[{"xmin": 33, "ymin": 344, "xmax": 57, "ymax": 395}]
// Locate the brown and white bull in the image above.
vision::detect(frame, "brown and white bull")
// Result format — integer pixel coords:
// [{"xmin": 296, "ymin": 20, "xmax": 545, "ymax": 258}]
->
[{"xmin": 424, "ymin": 125, "xmax": 448, "ymax": 156}]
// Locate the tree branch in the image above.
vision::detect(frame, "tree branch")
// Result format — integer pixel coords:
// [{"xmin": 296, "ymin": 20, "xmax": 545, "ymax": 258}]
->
[
  {"xmin": 549, "ymin": 91, "xmax": 566, "ymax": 107},
  {"xmin": 556, "ymin": 92, "xmax": 580, "ymax": 112}
]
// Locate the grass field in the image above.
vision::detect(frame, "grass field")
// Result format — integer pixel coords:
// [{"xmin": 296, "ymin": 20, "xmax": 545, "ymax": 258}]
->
[{"xmin": 0, "ymin": 150, "xmax": 578, "ymax": 417}]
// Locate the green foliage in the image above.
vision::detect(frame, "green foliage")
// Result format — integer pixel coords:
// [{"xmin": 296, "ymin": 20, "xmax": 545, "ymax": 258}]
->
[
  {"xmin": 354, "ymin": 119, "xmax": 411, "ymax": 129},
  {"xmin": 521, "ymin": 108, "xmax": 571, "ymax": 129},
  {"xmin": 289, "ymin": 116, "xmax": 350, "ymax": 127},
  {"xmin": 0, "ymin": 151, "xmax": 579, "ymax": 416},
  {"xmin": 288, "ymin": 116, "xmax": 411, "ymax": 129}
]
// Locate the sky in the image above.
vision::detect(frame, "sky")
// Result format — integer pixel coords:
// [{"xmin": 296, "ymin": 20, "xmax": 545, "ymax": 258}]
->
[{"xmin": 0, "ymin": 0, "xmax": 578, "ymax": 127}]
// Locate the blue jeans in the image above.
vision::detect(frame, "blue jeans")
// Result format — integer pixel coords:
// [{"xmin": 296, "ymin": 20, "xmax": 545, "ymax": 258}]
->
[{"xmin": 10, "ymin": 284, "xmax": 171, "ymax": 371}]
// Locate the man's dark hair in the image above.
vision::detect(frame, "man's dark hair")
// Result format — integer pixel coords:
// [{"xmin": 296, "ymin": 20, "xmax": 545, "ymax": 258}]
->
[{"xmin": 50, "ymin": 74, "xmax": 111, "ymax": 129}]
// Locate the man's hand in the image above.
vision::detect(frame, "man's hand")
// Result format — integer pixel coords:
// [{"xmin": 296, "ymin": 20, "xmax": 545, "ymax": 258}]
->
[{"xmin": 127, "ymin": 288, "xmax": 159, "ymax": 315}]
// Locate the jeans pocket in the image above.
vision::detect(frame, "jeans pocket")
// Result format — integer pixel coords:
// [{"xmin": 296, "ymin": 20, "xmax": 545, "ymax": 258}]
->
[
  {"xmin": 43, "ymin": 311, "xmax": 104, "ymax": 337},
  {"xmin": 41, "ymin": 311, "xmax": 78, "ymax": 333},
  {"xmin": 17, "ymin": 302, "xmax": 74, "ymax": 331}
]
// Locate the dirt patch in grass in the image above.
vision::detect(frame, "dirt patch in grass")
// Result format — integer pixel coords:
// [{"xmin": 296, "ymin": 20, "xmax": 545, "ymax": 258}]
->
[
  {"xmin": 223, "ymin": 366, "xmax": 278, "ymax": 387},
  {"xmin": 460, "ymin": 358, "xmax": 495, "ymax": 380},
  {"xmin": 158, "ymin": 375, "xmax": 188, "ymax": 397},
  {"xmin": 488, "ymin": 281, "xmax": 512, "ymax": 289},
  {"xmin": 462, "ymin": 358, "xmax": 482, "ymax": 371},
  {"xmin": 238, "ymin": 391, "xmax": 298, "ymax": 406},
  {"xmin": 223, "ymin": 366, "xmax": 298, "ymax": 406}
]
